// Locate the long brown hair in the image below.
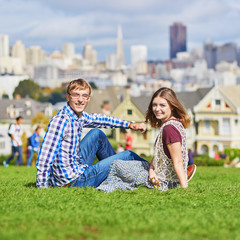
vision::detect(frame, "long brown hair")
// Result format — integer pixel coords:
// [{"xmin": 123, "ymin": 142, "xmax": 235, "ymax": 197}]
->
[{"xmin": 145, "ymin": 87, "xmax": 190, "ymax": 128}]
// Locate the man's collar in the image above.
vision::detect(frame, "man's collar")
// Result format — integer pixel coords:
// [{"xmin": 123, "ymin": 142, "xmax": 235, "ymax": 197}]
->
[{"xmin": 65, "ymin": 102, "xmax": 81, "ymax": 121}]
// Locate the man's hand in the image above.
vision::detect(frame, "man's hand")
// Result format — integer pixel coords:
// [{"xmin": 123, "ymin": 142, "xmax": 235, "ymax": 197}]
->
[{"xmin": 129, "ymin": 122, "xmax": 146, "ymax": 133}]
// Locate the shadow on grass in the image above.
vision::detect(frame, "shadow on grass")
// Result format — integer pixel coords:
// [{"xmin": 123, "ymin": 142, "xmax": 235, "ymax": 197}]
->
[{"xmin": 25, "ymin": 182, "xmax": 37, "ymax": 188}]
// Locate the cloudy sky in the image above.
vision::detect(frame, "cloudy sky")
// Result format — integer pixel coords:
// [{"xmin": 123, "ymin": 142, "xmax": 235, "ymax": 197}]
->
[{"xmin": 1, "ymin": 0, "xmax": 240, "ymax": 63}]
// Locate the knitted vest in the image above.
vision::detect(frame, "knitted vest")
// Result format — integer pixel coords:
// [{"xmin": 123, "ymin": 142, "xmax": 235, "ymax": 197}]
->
[{"xmin": 152, "ymin": 119, "xmax": 188, "ymax": 183}]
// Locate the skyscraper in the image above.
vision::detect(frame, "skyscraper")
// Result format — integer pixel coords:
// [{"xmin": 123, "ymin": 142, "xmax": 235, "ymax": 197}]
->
[
  {"xmin": 0, "ymin": 34, "xmax": 9, "ymax": 57},
  {"xmin": 12, "ymin": 40, "xmax": 26, "ymax": 66},
  {"xmin": 204, "ymin": 40, "xmax": 238, "ymax": 69},
  {"xmin": 62, "ymin": 42, "xmax": 75, "ymax": 58},
  {"xmin": 26, "ymin": 46, "xmax": 46, "ymax": 65},
  {"xmin": 83, "ymin": 43, "xmax": 97, "ymax": 66},
  {"xmin": 170, "ymin": 22, "xmax": 187, "ymax": 59},
  {"xmin": 116, "ymin": 25, "xmax": 125, "ymax": 69},
  {"xmin": 131, "ymin": 45, "xmax": 147, "ymax": 66}
]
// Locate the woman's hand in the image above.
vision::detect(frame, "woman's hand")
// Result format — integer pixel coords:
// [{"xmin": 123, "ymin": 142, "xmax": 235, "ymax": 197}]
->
[{"xmin": 148, "ymin": 168, "xmax": 159, "ymax": 185}]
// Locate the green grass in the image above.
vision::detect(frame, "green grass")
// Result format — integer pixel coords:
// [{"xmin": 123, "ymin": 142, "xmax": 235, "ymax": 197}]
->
[{"xmin": 0, "ymin": 166, "xmax": 240, "ymax": 240}]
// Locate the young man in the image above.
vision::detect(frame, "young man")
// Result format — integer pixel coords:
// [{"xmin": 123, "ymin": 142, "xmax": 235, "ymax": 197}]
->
[
  {"xmin": 3, "ymin": 116, "xmax": 23, "ymax": 167},
  {"xmin": 36, "ymin": 79, "xmax": 146, "ymax": 188}
]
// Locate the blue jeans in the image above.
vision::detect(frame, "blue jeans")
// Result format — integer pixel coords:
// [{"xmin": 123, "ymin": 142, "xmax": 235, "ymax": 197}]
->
[
  {"xmin": 27, "ymin": 148, "xmax": 39, "ymax": 166},
  {"xmin": 70, "ymin": 129, "xmax": 144, "ymax": 188},
  {"xmin": 6, "ymin": 146, "xmax": 23, "ymax": 166}
]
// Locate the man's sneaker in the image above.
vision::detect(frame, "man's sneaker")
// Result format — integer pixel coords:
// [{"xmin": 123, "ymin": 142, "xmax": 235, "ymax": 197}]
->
[
  {"xmin": 187, "ymin": 164, "xmax": 196, "ymax": 182},
  {"xmin": 3, "ymin": 161, "xmax": 9, "ymax": 167}
]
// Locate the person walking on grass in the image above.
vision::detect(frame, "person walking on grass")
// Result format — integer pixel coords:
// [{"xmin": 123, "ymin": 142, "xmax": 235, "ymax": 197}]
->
[
  {"xmin": 27, "ymin": 125, "xmax": 41, "ymax": 167},
  {"xmin": 36, "ymin": 78, "xmax": 146, "ymax": 188},
  {"xmin": 97, "ymin": 87, "xmax": 197, "ymax": 192},
  {"xmin": 3, "ymin": 116, "xmax": 23, "ymax": 167}
]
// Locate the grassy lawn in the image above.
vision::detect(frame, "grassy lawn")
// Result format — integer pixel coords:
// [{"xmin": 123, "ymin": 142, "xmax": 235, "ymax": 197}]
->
[{"xmin": 0, "ymin": 166, "xmax": 239, "ymax": 240}]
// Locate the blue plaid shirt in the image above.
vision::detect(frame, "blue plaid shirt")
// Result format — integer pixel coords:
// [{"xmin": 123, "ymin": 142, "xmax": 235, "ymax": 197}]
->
[{"xmin": 36, "ymin": 103, "xmax": 129, "ymax": 188}]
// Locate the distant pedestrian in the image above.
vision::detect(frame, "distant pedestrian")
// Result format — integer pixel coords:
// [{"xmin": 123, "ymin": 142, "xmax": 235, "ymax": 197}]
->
[
  {"xmin": 125, "ymin": 131, "xmax": 133, "ymax": 150},
  {"xmin": 27, "ymin": 126, "xmax": 41, "ymax": 167},
  {"xmin": 116, "ymin": 143, "xmax": 124, "ymax": 153},
  {"xmin": 3, "ymin": 116, "xmax": 23, "ymax": 167},
  {"xmin": 187, "ymin": 149, "xmax": 197, "ymax": 182}
]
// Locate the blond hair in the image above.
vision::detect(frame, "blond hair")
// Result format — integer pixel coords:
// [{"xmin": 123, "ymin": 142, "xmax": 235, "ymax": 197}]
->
[{"xmin": 67, "ymin": 78, "xmax": 92, "ymax": 95}]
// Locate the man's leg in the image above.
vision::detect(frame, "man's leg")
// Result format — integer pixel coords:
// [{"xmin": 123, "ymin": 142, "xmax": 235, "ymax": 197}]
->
[
  {"xmin": 71, "ymin": 150, "xmax": 145, "ymax": 188},
  {"xmin": 5, "ymin": 146, "xmax": 17, "ymax": 164},
  {"xmin": 73, "ymin": 129, "xmax": 145, "ymax": 188},
  {"xmin": 16, "ymin": 146, "xmax": 23, "ymax": 166},
  {"xmin": 79, "ymin": 129, "xmax": 116, "ymax": 166}
]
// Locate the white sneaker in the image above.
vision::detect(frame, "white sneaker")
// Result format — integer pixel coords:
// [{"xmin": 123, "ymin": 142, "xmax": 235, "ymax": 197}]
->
[{"xmin": 3, "ymin": 161, "xmax": 9, "ymax": 167}]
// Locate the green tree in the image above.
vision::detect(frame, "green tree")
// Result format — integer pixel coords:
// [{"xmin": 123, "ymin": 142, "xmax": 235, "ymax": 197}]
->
[
  {"xmin": 13, "ymin": 79, "xmax": 40, "ymax": 100},
  {"xmin": 38, "ymin": 92, "xmax": 50, "ymax": 103},
  {"xmin": 49, "ymin": 90, "xmax": 66, "ymax": 104},
  {"xmin": 2, "ymin": 93, "xmax": 9, "ymax": 99},
  {"xmin": 89, "ymin": 82, "xmax": 98, "ymax": 89},
  {"xmin": 31, "ymin": 112, "xmax": 51, "ymax": 132}
]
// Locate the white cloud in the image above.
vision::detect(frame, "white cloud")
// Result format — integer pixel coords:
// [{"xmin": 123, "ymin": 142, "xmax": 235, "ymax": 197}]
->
[{"xmin": 0, "ymin": 0, "xmax": 239, "ymax": 62}]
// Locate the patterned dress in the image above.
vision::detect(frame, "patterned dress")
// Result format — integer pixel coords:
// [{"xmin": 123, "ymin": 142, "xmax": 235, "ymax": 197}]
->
[
  {"xmin": 97, "ymin": 119, "xmax": 188, "ymax": 192},
  {"xmin": 152, "ymin": 119, "xmax": 188, "ymax": 191}
]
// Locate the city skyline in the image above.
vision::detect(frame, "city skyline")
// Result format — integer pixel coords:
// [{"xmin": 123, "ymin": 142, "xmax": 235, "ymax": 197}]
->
[{"xmin": 1, "ymin": 0, "xmax": 240, "ymax": 63}]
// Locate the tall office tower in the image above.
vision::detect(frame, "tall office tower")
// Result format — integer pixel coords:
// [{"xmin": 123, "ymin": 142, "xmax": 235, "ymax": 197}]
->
[
  {"xmin": 11, "ymin": 40, "xmax": 26, "ymax": 66},
  {"xmin": 131, "ymin": 45, "xmax": 148, "ymax": 66},
  {"xmin": 83, "ymin": 43, "xmax": 97, "ymax": 66},
  {"xmin": 26, "ymin": 46, "xmax": 46, "ymax": 65},
  {"xmin": 116, "ymin": 24, "xmax": 125, "ymax": 69},
  {"xmin": 0, "ymin": 34, "xmax": 9, "ymax": 57},
  {"xmin": 216, "ymin": 43, "xmax": 237, "ymax": 63},
  {"xmin": 106, "ymin": 54, "xmax": 117, "ymax": 70},
  {"xmin": 170, "ymin": 22, "xmax": 187, "ymax": 59},
  {"xmin": 204, "ymin": 41, "xmax": 237, "ymax": 69},
  {"xmin": 204, "ymin": 40, "xmax": 217, "ymax": 69},
  {"xmin": 62, "ymin": 42, "xmax": 75, "ymax": 58},
  {"xmin": 237, "ymin": 50, "xmax": 240, "ymax": 67}
]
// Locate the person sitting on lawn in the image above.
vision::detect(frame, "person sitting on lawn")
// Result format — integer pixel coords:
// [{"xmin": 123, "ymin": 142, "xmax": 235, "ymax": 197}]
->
[
  {"xmin": 36, "ymin": 78, "xmax": 146, "ymax": 188},
  {"xmin": 97, "ymin": 87, "xmax": 196, "ymax": 192}
]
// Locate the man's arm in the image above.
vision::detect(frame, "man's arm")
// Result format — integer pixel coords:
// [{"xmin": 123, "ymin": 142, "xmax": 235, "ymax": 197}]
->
[
  {"xmin": 36, "ymin": 117, "xmax": 67, "ymax": 188},
  {"xmin": 82, "ymin": 112, "xmax": 146, "ymax": 133}
]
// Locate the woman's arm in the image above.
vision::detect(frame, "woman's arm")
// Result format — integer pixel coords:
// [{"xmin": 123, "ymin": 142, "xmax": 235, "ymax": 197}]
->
[
  {"xmin": 148, "ymin": 158, "xmax": 159, "ymax": 185},
  {"xmin": 167, "ymin": 142, "xmax": 188, "ymax": 188}
]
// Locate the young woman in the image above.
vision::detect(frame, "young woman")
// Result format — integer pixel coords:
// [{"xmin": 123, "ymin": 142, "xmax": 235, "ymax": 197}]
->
[
  {"xmin": 97, "ymin": 87, "xmax": 192, "ymax": 192},
  {"xmin": 146, "ymin": 87, "xmax": 190, "ymax": 190}
]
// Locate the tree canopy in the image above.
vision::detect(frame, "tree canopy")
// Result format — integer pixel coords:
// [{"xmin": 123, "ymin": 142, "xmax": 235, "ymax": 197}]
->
[{"xmin": 13, "ymin": 79, "xmax": 40, "ymax": 100}]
